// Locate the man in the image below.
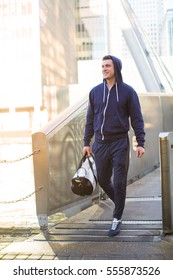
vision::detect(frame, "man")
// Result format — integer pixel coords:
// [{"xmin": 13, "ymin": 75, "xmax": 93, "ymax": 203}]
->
[{"xmin": 83, "ymin": 55, "xmax": 145, "ymax": 237}]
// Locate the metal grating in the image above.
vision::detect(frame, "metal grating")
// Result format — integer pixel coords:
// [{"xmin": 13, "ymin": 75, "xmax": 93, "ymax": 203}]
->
[
  {"xmin": 126, "ymin": 196, "xmax": 161, "ymax": 201},
  {"xmin": 34, "ymin": 221, "xmax": 163, "ymax": 243},
  {"xmin": 89, "ymin": 220, "xmax": 162, "ymax": 225}
]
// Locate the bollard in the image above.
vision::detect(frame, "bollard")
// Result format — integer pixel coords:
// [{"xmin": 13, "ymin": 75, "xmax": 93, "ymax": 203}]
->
[{"xmin": 159, "ymin": 132, "xmax": 173, "ymax": 234}]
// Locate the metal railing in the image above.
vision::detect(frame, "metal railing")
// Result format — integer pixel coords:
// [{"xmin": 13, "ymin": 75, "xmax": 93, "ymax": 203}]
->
[{"xmin": 32, "ymin": 95, "xmax": 100, "ymax": 229}]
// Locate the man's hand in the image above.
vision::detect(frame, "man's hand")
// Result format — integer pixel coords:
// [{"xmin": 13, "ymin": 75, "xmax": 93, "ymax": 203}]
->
[
  {"xmin": 136, "ymin": 146, "xmax": 145, "ymax": 158},
  {"xmin": 83, "ymin": 146, "xmax": 92, "ymax": 156}
]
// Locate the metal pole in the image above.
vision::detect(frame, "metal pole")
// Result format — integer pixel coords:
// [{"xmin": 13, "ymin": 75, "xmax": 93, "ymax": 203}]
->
[
  {"xmin": 159, "ymin": 132, "xmax": 173, "ymax": 234},
  {"xmin": 32, "ymin": 131, "xmax": 48, "ymax": 230}
]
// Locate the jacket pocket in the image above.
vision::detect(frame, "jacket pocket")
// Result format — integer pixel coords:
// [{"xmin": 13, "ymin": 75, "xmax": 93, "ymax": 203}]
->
[{"xmin": 104, "ymin": 115, "xmax": 122, "ymax": 133}]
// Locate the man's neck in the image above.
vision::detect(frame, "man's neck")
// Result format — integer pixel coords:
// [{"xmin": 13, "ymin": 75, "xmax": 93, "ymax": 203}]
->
[{"xmin": 106, "ymin": 79, "xmax": 116, "ymax": 90}]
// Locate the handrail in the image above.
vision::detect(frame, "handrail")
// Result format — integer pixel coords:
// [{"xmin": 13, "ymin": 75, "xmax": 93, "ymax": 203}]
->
[{"xmin": 35, "ymin": 94, "xmax": 89, "ymax": 136}]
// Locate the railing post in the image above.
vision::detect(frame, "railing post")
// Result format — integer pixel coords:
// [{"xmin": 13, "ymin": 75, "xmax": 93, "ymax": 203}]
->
[
  {"xmin": 159, "ymin": 132, "xmax": 173, "ymax": 234},
  {"xmin": 32, "ymin": 131, "xmax": 48, "ymax": 230}
]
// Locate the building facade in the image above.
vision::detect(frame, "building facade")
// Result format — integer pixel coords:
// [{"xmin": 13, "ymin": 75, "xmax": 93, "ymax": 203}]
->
[
  {"xmin": 128, "ymin": 0, "xmax": 164, "ymax": 55},
  {"xmin": 0, "ymin": 0, "xmax": 77, "ymax": 131},
  {"xmin": 75, "ymin": 0, "xmax": 109, "ymax": 60},
  {"xmin": 160, "ymin": 9, "xmax": 173, "ymax": 56},
  {"xmin": 0, "ymin": 0, "xmax": 172, "ymax": 133},
  {"xmin": 40, "ymin": 0, "xmax": 77, "ymax": 120}
]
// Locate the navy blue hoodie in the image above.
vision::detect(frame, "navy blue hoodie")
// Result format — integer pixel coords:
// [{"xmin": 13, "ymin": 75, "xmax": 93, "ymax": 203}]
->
[{"xmin": 84, "ymin": 56, "xmax": 145, "ymax": 147}]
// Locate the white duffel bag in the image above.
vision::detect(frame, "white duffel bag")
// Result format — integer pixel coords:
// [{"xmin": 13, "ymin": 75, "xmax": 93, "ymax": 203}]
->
[{"xmin": 71, "ymin": 154, "xmax": 97, "ymax": 196}]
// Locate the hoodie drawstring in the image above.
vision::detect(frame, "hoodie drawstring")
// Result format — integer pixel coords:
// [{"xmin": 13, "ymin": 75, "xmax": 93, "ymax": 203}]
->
[
  {"xmin": 103, "ymin": 81, "xmax": 106, "ymax": 103},
  {"xmin": 115, "ymin": 82, "xmax": 119, "ymax": 102}
]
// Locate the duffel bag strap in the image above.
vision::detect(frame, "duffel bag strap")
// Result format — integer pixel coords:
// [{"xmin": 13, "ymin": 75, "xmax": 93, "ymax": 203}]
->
[
  {"xmin": 76, "ymin": 154, "xmax": 87, "ymax": 170},
  {"xmin": 87, "ymin": 155, "xmax": 97, "ymax": 185}
]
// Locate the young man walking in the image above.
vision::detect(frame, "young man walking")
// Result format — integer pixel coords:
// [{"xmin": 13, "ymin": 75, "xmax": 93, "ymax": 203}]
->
[{"xmin": 83, "ymin": 55, "xmax": 145, "ymax": 237}]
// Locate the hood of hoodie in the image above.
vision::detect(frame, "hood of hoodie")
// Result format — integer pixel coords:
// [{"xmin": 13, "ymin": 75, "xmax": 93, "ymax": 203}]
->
[
  {"xmin": 103, "ymin": 55, "xmax": 123, "ymax": 103},
  {"xmin": 109, "ymin": 55, "xmax": 123, "ymax": 83}
]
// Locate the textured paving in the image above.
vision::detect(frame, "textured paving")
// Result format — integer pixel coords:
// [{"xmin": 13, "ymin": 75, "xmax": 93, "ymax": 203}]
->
[{"xmin": 0, "ymin": 168, "xmax": 173, "ymax": 260}]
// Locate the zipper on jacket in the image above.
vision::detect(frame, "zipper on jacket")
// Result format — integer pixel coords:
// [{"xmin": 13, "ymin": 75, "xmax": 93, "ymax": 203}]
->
[{"xmin": 101, "ymin": 89, "xmax": 111, "ymax": 140}]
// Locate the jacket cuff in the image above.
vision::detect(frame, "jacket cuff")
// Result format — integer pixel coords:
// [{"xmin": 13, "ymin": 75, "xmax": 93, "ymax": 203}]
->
[
  {"xmin": 84, "ymin": 140, "xmax": 90, "ymax": 147},
  {"xmin": 137, "ymin": 142, "xmax": 145, "ymax": 148}
]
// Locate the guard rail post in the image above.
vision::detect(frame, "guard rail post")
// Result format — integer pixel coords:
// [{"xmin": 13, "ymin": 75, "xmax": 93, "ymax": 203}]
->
[
  {"xmin": 32, "ymin": 131, "xmax": 48, "ymax": 230},
  {"xmin": 159, "ymin": 132, "xmax": 173, "ymax": 234}
]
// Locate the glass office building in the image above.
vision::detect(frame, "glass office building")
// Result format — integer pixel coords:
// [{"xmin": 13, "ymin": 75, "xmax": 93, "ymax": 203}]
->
[
  {"xmin": 128, "ymin": 0, "xmax": 164, "ymax": 55},
  {"xmin": 168, "ymin": 10, "xmax": 173, "ymax": 55},
  {"xmin": 161, "ymin": 9, "xmax": 173, "ymax": 56},
  {"xmin": 75, "ymin": 0, "xmax": 109, "ymax": 60}
]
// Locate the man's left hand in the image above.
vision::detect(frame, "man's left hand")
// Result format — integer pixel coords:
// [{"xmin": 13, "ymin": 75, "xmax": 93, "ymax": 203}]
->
[{"xmin": 136, "ymin": 146, "xmax": 145, "ymax": 158}]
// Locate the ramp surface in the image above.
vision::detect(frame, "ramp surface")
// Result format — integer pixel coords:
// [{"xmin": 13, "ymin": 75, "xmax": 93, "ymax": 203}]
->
[{"xmin": 35, "ymin": 168, "xmax": 162, "ymax": 243}]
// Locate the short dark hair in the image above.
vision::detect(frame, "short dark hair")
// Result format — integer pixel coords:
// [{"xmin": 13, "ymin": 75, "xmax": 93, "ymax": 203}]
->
[{"xmin": 102, "ymin": 55, "xmax": 113, "ymax": 61}]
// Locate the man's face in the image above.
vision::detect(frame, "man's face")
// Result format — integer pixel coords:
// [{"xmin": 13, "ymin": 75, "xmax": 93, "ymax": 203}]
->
[{"xmin": 102, "ymin": 59, "xmax": 115, "ymax": 81}]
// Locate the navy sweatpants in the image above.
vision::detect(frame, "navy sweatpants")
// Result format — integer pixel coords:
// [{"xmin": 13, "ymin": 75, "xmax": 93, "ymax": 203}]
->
[{"xmin": 92, "ymin": 136, "xmax": 130, "ymax": 220}]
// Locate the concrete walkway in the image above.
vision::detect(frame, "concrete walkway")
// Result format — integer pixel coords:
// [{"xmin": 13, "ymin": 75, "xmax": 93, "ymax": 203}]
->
[{"xmin": 0, "ymin": 167, "xmax": 173, "ymax": 260}]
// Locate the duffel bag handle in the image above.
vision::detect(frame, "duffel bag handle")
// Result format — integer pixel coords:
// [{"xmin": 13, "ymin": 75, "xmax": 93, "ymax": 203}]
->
[
  {"xmin": 86, "ymin": 155, "xmax": 97, "ymax": 185},
  {"xmin": 77, "ymin": 153, "xmax": 97, "ymax": 185}
]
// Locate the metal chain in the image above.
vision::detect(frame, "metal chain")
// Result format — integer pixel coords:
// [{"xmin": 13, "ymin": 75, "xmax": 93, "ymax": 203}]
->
[
  {"xmin": 0, "ymin": 187, "xmax": 43, "ymax": 204},
  {"xmin": 0, "ymin": 149, "xmax": 41, "ymax": 203},
  {"xmin": 0, "ymin": 149, "xmax": 40, "ymax": 163}
]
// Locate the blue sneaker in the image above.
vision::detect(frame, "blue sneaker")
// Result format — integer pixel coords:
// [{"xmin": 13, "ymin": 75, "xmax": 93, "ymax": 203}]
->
[{"xmin": 108, "ymin": 218, "xmax": 122, "ymax": 237}]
